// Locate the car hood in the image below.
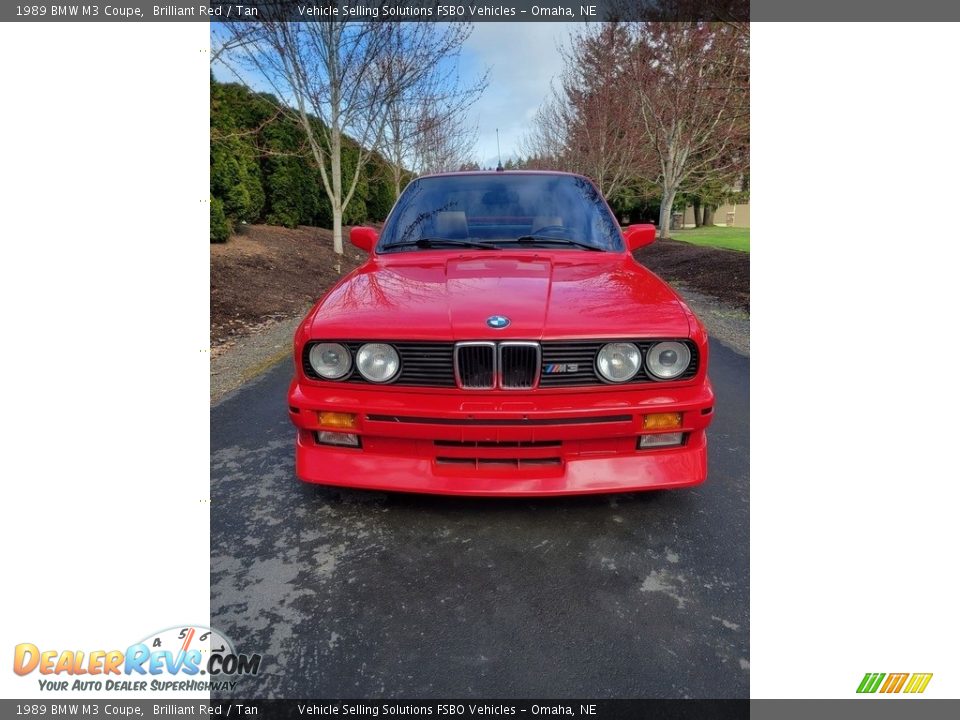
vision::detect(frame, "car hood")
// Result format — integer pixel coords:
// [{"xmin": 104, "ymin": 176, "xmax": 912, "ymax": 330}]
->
[{"xmin": 305, "ymin": 252, "xmax": 692, "ymax": 341}]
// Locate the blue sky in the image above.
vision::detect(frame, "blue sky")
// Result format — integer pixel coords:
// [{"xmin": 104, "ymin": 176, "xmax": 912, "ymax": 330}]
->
[
  {"xmin": 211, "ymin": 22, "xmax": 576, "ymax": 168},
  {"xmin": 460, "ymin": 23, "xmax": 575, "ymax": 167}
]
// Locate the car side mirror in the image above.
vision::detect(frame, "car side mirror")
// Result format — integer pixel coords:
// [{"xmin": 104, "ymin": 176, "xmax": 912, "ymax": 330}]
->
[
  {"xmin": 350, "ymin": 226, "xmax": 379, "ymax": 253},
  {"xmin": 623, "ymin": 223, "xmax": 656, "ymax": 251}
]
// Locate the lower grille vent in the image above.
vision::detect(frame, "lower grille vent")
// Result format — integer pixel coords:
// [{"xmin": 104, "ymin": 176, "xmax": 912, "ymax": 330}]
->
[
  {"xmin": 436, "ymin": 457, "xmax": 562, "ymax": 468},
  {"xmin": 434, "ymin": 440, "xmax": 560, "ymax": 448}
]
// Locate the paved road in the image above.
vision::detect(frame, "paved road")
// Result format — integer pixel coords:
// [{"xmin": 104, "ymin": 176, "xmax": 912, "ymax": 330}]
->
[{"xmin": 211, "ymin": 340, "xmax": 749, "ymax": 699}]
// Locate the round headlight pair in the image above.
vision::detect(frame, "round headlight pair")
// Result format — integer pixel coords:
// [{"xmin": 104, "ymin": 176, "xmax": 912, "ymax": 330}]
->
[
  {"xmin": 307, "ymin": 342, "xmax": 399, "ymax": 383},
  {"xmin": 596, "ymin": 341, "xmax": 691, "ymax": 382}
]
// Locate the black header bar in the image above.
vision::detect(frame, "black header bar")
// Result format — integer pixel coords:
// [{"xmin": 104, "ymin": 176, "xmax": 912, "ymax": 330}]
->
[{"xmin": 6, "ymin": 0, "xmax": 960, "ymax": 22}]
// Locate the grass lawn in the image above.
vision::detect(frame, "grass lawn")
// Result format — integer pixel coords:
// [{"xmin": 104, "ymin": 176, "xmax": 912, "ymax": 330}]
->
[{"xmin": 670, "ymin": 225, "xmax": 750, "ymax": 252}]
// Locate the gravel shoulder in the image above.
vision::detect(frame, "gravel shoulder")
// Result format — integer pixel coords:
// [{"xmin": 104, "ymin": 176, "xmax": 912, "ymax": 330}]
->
[{"xmin": 211, "ymin": 314, "xmax": 302, "ymax": 404}]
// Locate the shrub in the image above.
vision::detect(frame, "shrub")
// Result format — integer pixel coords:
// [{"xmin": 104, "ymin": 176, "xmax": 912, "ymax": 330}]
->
[
  {"xmin": 210, "ymin": 196, "xmax": 231, "ymax": 243},
  {"xmin": 211, "ymin": 77, "xmax": 404, "ymax": 232}
]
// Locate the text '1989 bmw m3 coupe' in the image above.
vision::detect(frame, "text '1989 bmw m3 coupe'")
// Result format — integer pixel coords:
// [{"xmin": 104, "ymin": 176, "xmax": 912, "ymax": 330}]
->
[{"xmin": 288, "ymin": 171, "xmax": 714, "ymax": 496}]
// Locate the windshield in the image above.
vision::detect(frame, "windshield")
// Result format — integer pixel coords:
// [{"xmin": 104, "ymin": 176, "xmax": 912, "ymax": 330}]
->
[{"xmin": 377, "ymin": 174, "xmax": 624, "ymax": 253}]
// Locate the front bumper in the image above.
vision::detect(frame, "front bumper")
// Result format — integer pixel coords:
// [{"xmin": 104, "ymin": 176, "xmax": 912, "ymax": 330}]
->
[{"xmin": 288, "ymin": 380, "xmax": 714, "ymax": 497}]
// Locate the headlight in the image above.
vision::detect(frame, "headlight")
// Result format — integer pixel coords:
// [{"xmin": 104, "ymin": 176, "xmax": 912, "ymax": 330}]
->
[
  {"xmin": 646, "ymin": 341, "xmax": 691, "ymax": 380},
  {"xmin": 307, "ymin": 343, "xmax": 352, "ymax": 380},
  {"xmin": 356, "ymin": 343, "xmax": 400, "ymax": 383},
  {"xmin": 596, "ymin": 342, "xmax": 641, "ymax": 383}
]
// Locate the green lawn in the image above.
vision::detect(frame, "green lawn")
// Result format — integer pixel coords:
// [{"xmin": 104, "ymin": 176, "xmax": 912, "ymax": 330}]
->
[{"xmin": 669, "ymin": 225, "xmax": 750, "ymax": 252}]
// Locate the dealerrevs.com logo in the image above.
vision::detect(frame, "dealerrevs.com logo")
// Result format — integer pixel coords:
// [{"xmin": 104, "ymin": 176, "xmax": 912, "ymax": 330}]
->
[
  {"xmin": 857, "ymin": 672, "xmax": 933, "ymax": 694},
  {"xmin": 13, "ymin": 625, "xmax": 261, "ymax": 693}
]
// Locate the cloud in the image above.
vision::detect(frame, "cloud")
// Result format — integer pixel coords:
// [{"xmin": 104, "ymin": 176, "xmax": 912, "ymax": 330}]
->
[{"xmin": 461, "ymin": 22, "xmax": 577, "ymax": 166}]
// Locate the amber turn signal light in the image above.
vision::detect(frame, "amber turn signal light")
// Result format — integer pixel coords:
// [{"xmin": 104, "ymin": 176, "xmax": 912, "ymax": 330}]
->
[
  {"xmin": 642, "ymin": 412, "xmax": 682, "ymax": 430},
  {"xmin": 318, "ymin": 411, "xmax": 358, "ymax": 429}
]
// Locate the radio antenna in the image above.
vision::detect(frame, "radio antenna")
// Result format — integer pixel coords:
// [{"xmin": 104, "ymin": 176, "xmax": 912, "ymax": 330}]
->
[{"xmin": 496, "ymin": 128, "xmax": 503, "ymax": 172}]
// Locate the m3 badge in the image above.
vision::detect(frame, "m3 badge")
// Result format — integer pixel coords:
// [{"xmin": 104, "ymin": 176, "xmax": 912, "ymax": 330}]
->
[{"xmin": 543, "ymin": 363, "xmax": 579, "ymax": 374}]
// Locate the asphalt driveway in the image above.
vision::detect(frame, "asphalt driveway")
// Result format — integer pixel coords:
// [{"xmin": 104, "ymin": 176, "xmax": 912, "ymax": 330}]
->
[{"xmin": 211, "ymin": 340, "xmax": 749, "ymax": 698}]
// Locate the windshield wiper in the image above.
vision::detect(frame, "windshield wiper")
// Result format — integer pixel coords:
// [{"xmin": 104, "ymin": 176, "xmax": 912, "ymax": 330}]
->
[
  {"xmin": 383, "ymin": 238, "xmax": 500, "ymax": 251},
  {"xmin": 511, "ymin": 235, "xmax": 604, "ymax": 251}
]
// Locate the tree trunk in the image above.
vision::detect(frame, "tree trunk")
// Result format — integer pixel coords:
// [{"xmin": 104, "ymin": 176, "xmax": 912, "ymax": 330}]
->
[
  {"xmin": 658, "ymin": 186, "xmax": 677, "ymax": 240},
  {"xmin": 331, "ymin": 130, "xmax": 344, "ymax": 264},
  {"xmin": 332, "ymin": 208, "xmax": 343, "ymax": 274},
  {"xmin": 693, "ymin": 198, "xmax": 703, "ymax": 227},
  {"xmin": 703, "ymin": 205, "xmax": 714, "ymax": 227}
]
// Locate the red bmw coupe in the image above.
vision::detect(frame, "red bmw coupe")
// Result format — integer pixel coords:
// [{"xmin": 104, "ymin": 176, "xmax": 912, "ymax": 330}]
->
[{"xmin": 288, "ymin": 171, "xmax": 714, "ymax": 496}]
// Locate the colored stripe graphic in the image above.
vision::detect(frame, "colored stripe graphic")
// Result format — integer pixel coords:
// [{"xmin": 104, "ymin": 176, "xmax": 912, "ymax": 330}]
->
[
  {"xmin": 857, "ymin": 673, "xmax": 885, "ymax": 693},
  {"xmin": 880, "ymin": 673, "xmax": 909, "ymax": 693},
  {"xmin": 903, "ymin": 673, "xmax": 933, "ymax": 694},
  {"xmin": 857, "ymin": 672, "xmax": 932, "ymax": 694}
]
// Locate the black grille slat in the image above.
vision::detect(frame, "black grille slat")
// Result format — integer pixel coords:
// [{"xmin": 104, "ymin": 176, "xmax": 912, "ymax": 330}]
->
[
  {"xmin": 434, "ymin": 439, "xmax": 561, "ymax": 448},
  {"xmin": 540, "ymin": 340, "xmax": 699, "ymax": 387},
  {"xmin": 436, "ymin": 457, "xmax": 562, "ymax": 468},
  {"xmin": 301, "ymin": 341, "xmax": 456, "ymax": 386},
  {"xmin": 302, "ymin": 339, "xmax": 699, "ymax": 388}
]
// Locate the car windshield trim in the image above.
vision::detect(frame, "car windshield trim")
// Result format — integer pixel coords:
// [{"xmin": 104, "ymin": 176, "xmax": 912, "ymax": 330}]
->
[
  {"xmin": 381, "ymin": 238, "xmax": 501, "ymax": 252},
  {"xmin": 509, "ymin": 235, "xmax": 605, "ymax": 251}
]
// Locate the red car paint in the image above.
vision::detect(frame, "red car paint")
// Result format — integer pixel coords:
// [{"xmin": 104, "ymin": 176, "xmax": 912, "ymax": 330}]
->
[{"xmin": 287, "ymin": 171, "xmax": 714, "ymax": 496}]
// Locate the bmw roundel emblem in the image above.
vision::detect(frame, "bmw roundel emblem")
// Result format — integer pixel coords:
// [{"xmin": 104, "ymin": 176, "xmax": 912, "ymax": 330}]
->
[{"xmin": 486, "ymin": 315, "xmax": 510, "ymax": 329}]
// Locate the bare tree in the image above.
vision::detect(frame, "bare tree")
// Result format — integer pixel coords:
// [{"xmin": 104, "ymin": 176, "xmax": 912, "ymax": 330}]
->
[
  {"xmin": 631, "ymin": 22, "xmax": 749, "ymax": 238},
  {"xmin": 380, "ymin": 26, "xmax": 487, "ymax": 197},
  {"xmin": 412, "ymin": 102, "xmax": 480, "ymax": 176},
  {"xmin": 521, "ymin": 24, "xmax": 653, "ymax": 200},
  {"xmin": 559, "ymin": 23, "xmax": 653, "ymax": 199},
  {"xmin": 521, "ymin": 83, "xmax": 571, "ymax": 170},
  {"xmin": 524, "ymin": 22, "xmax": 748, "ymax": 234},
  {"xmin": 213, "ymin": 21, "xmax": 478, "ymax": 268}
]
